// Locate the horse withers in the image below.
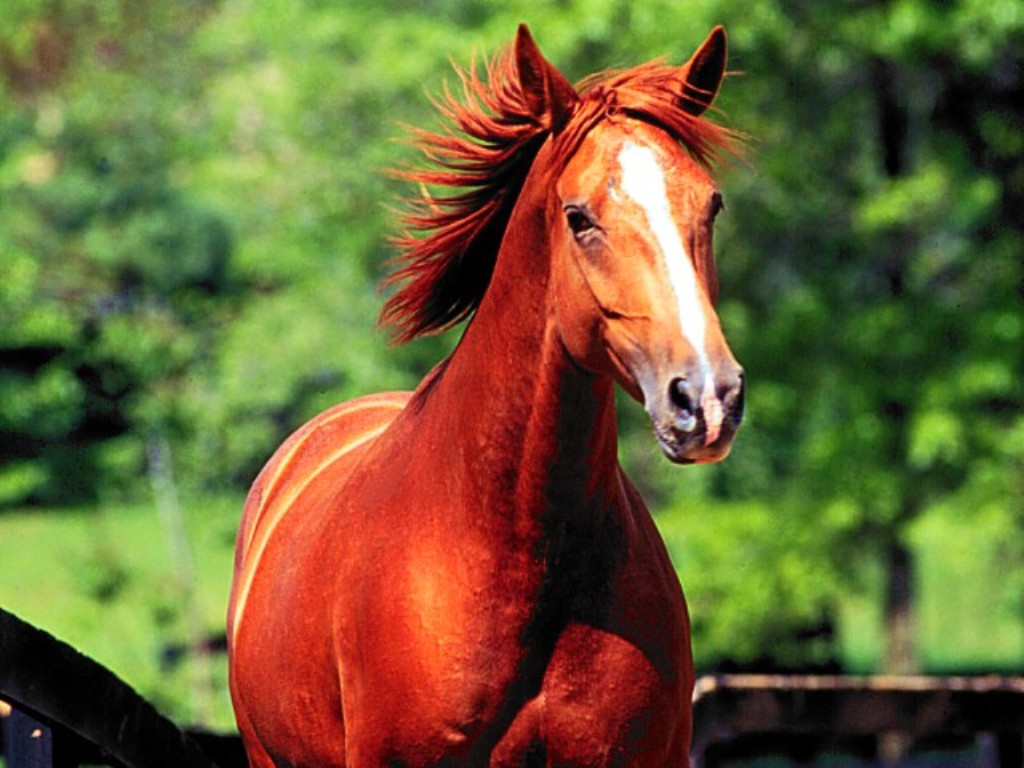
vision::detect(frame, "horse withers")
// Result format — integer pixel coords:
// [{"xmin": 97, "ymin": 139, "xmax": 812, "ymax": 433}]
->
[{"xmin": 228, "ymin": 24, "xmax": 745, "ymax": 767}]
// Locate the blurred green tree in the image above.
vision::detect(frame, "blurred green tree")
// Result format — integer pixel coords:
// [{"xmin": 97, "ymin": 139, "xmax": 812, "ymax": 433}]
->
[{"xmin": 0, "ymin": 0, "xmax": 233, "ymax": 504}]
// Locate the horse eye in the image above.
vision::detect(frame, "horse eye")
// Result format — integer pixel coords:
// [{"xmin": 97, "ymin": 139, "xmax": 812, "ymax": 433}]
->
[{"xmin": 565, "ymin": 206, "xmax": 596, "ymax": 238}]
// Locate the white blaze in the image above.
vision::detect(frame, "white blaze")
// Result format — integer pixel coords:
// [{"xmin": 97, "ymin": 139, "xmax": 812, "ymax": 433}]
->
[
  {"xmin": 618, "ymin": 142, "xmax": 711, "ymax": 371},
  {"xmin": 618, "ymin": 142, "xmax": 722, "ymax": 444}
]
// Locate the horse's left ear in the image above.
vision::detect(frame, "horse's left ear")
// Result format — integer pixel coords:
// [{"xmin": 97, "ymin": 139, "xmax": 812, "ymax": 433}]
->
[
  {"xmin": 515, "ymin": 24, "xmax": 578, "ymax": 131},
  {"xmin": 678, "ymin": 26, "xmax": 728, "ymax": 116}
]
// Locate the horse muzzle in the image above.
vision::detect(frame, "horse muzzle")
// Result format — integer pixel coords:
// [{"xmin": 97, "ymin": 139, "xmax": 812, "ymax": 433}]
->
[{"xmin": 648, "ymin": 365, "xmax": 745, "ymax": 464}]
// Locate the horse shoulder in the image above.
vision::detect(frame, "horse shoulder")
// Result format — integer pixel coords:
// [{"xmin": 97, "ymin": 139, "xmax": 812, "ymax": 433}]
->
[
  {"xmin": 228, "ymin": 392, "xmax": 412, "ymax": 767},
  {"xmin": 229, "ymin": 392, "xmax": 410, "ymax": 646},
  {"xmin": 235, "ymin": 393, "xmax": 410, "ymax": 558}
]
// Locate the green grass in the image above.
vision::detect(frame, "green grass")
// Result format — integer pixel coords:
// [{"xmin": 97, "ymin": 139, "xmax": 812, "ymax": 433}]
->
[
  {"xmin": 837, "ymin": 503, "xmax": 1024, "ymax": 675},
  {"xmin": 0, "ymin": 495, "xmax": 242, "ymax": 731},
  {"xmin": 913, "ymin": 501, "xmax": 1024, "ymax": 672}
]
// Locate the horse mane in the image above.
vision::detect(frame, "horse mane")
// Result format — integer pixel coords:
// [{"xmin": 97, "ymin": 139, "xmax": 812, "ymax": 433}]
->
[{"xmin": 380, "ymin": 44, "xmax": 741, "ymax": 343}]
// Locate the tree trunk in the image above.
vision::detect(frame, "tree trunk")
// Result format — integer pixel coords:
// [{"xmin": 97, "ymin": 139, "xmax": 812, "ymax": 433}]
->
[
  {"xmin": 883, "ymin": 539, "xmax": 918, "ymax": 674},
  {"xmin": 871, "ymin": 55, "xmax": 922, "ymax": 681}
]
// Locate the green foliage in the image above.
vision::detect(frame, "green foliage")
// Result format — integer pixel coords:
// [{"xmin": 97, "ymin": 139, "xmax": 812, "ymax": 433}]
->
[{"xmin": 0, "ymin": 0, "xmax": 232, "ymax": 503}]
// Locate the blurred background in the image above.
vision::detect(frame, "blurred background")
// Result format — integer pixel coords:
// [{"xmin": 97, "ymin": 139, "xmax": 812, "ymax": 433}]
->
[{"xmin": 0, "ymin": 0, "xmax": 1021, "ymax": 732}]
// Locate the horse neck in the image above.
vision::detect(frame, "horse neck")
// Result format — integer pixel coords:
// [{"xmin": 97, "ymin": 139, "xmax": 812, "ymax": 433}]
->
[{"xmin": 421, "ymin": 161, "xmax": 621, "ymax": 531}]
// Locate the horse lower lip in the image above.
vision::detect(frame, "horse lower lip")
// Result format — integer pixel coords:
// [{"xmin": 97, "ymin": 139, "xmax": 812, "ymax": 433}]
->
[
  {"xmin": 660, "ymin": 440, "xmax": 697, "ymax": 465},
  {"xmin": 656, "ymin": 420, "xmax": 737, "ymax": 464},
  {"xmin": 655, "ymin": 427, "xmax": 697, "ymax": 463}
]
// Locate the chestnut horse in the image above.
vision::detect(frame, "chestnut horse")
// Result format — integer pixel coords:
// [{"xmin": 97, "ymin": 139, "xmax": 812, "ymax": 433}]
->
[{"xmin": 228, "ymin": 25, "xmax": 745, "ymax": 767}]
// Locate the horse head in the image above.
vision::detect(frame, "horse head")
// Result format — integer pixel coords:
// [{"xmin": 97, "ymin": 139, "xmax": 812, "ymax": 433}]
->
[{"xmin": 518, "ymin": 26, "xmax": 746, "ymax": 463}]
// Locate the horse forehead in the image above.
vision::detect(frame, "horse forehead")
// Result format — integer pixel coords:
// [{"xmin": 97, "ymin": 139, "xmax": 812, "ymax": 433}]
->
[{"xmin": 559, "ymin": 121, "xmax": 712, "ymax": 201}]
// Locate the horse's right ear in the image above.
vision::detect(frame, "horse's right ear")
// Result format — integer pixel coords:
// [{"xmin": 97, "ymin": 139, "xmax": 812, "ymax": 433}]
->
[{"xmin": 515, "ymin": 25, "xmax": 578, "ymax": 131}]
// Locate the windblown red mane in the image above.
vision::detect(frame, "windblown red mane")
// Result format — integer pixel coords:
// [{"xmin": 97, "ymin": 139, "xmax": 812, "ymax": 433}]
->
[{"xmin": 381, "ymin": 42, "xmax": 740, "ymax": 343}]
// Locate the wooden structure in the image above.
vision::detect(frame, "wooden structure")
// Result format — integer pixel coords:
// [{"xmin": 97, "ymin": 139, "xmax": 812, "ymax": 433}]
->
[
  {"xmin": 692, "ymin": 673, "xmax": 1024, "ymax": 767},
  {"xmin": 0, "ymin": 608, "xmax": 244, "ymax": 768}
]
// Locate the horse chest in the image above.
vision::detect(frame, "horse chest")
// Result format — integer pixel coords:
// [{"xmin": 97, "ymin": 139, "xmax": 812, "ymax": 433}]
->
[{"xmin": 332, "ymin": 499, "xmax": 689, "ymax": 766}]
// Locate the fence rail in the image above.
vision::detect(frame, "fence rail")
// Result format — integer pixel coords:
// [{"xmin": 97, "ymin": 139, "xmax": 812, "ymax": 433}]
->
[
  {"xmin": 0, "ymin": 608, "xmax": 243, "ymax": 768},
  {"xmin": 692, "ymin": 673, "xmax": 1024, "ymax": 767}
]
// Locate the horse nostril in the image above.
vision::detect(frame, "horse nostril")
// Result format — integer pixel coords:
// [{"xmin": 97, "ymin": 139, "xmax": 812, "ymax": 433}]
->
[
  {"xmin": 726, "ymin": 372, "xmax": 745, "ymax": 425},
  {"xmin": 734, "ymin": 374, "xmax": 746, "ymax": 419},
  {"xmin": 668, "ymin": 377, "xmax": 698, "ymax": 432}
]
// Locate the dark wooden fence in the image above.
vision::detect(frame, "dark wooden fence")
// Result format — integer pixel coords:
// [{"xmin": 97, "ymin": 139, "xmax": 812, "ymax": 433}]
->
[
  {"xmin": 3, "ymin": 607, "xmax": 1023, "ymax": 767},
  {"xmin": 692, "ymin": 674, "xmax": 1024, "ymax": 767},
  {"xmin": 0, "ymin": 608, "xmax": 245, "ymax": 768}
]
